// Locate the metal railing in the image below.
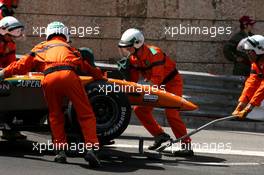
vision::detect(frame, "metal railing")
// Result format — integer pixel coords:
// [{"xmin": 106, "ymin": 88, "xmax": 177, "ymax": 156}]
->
[{"xmin": 180, "ymin": 71, "xmax": 244, "ymax": 117}]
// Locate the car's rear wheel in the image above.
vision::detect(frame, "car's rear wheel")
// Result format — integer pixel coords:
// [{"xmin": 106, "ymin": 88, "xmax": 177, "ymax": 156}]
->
[{"xmin": 67, "ymin": 80, "xmax": 131, "ymax": 144}]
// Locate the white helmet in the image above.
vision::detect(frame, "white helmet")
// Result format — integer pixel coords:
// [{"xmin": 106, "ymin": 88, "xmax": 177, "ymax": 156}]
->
[
  {"xmin": 46, "ymin": 21, "xmax": 70, "ymax": 42},
  {"xmin": 0, "ymin": 16, "xmax": 24, "ymax": 37},
  {"xmin": 118, "ymin": 28, "xmax": 144, "ymax": 49},
  {"xmin": 237, "ymin": 35, "xmax": 264, "ymax": 55}
]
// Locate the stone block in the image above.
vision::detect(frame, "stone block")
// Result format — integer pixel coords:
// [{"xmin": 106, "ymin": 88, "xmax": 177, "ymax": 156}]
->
[
  {"xmin": 17, "ymin": 0, "xmax": 117, "ymax": 16},
  {"xmin": 147, "ymin": 0, "xmax": 180, "ymax": 18},
  {"xmin": 255, "ymin": 0, "xmax": 264, "ymax": 20},
  {"xmin": 178, "ymin": 0, "xmax": 255, "ymax": 20},
  {"xmin": 116, "ymin": 0, "xmax": 147, "ymax": 17},
  {"xmin": 100, "ymin": 39, "xmax": 121, "ymax": 61}
]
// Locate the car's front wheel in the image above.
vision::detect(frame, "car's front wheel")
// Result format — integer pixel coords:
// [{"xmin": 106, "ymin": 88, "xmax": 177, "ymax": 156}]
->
[{"xmin": 67, "ymin": 80, "xmax": 131, "ymax": 144}]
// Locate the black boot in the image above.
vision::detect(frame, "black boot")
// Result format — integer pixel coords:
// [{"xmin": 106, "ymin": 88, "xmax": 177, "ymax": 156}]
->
[
  {"xmin": 84, "ymin": 149, "xmax": 101, "ymax": 168},
  {"xmin": 148, "ymin": 132, "xmax": 171, "ymax": 150},
  {"xmin": 173, "ymin": 142, "xmax": 194, "ymax": 157},
  {"xmin": 54, "ymin": 150, "xmax": 67, "ymax": 163}
]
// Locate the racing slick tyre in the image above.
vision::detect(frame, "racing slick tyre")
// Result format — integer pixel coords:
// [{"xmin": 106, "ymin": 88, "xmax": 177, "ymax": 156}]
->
[{"xmin": 67, "ymin": 80, "xmax": 131, "ymax": 144}]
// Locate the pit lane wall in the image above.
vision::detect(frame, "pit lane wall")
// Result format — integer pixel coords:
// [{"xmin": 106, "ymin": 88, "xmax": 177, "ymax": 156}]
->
[{"xmin": 14, "ymin": 0, "xmax": 264, "ymax": 75}]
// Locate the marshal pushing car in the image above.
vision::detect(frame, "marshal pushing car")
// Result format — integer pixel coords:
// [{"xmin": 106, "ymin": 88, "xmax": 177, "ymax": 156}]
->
[{"xmin": 0, "ymin": 52, "xmax": 198, "ymax": 144}]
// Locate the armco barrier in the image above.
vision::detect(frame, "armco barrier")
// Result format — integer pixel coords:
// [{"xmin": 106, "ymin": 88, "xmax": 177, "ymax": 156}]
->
[{"xmin": 180, "ymin": 71, "xmax": 244, "ymax": 117}]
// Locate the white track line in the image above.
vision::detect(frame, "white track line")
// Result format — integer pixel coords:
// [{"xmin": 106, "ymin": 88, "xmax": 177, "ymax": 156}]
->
[
  {"xmin": 178, "ymin": 162, "xmax": 264, "ymax": 166},
  {"xmin": 110, "ymin": 144, "xmax": 264, "ymax": 157}
]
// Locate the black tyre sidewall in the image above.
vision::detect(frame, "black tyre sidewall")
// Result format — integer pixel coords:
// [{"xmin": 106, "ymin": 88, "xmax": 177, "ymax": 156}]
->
[{"xmin": 68, "ymin": 80, "xmax": 131, "ymax": 143}]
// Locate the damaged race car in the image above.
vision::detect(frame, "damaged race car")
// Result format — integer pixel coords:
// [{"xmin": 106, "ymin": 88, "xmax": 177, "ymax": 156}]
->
[{"xmin": 0, "ymin": 52, "xmax": 198, "ymax": 145}]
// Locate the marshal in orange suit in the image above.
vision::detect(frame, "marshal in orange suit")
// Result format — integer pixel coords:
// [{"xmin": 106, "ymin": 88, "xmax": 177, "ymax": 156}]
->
[
  {"xmin": 0, "ymin": 21, "xmax": 102, "ymax": 167},
  {"xmin": 233, "ymin": 35, "xmax": 264, "ymax": 119},
  {"xmin": 118, "ymin": 28, "xmax": 193, "ymax": 156}
]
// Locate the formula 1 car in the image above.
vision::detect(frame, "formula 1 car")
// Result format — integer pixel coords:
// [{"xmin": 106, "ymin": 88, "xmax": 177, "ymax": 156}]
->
[
  {"xmin": 0, "ymin": 52, "xmax": 198, "ymax": 144},
  {"xmin": 0, "ymin": 72, "xmax": 197, "ymax": 144}
]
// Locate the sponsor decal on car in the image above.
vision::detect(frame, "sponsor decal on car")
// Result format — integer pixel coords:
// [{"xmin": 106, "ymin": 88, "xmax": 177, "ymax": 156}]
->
[
  {"xmin": 0, "ymin": 81, "xmax": 12, "ymax": 96},
  {"xmin": 0, "ymin": 81, "xmax": 11, "ymax": 91},
  {"xmin": 143, "ymin": 94, "xmax": 159, "ymax": 102},
  {"xmin": 17, "ymin": 80, "xmax": 42, "ymax": 88}
]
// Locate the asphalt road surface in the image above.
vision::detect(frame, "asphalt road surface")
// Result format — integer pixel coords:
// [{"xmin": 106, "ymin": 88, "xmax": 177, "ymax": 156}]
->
[{"xmin": 0, "ymin": 125, "xmax": 264, "ymax": 175}]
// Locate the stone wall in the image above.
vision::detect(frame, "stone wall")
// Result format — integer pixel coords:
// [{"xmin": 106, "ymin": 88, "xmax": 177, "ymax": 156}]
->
[{"xmin": 14, "ymin": 0, "xmax": 264, "ymax": 74}]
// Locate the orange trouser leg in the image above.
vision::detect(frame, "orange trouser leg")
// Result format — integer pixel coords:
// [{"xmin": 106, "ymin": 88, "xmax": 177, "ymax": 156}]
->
[
  {"xmin": 134, "ymin": 106, "xmax": 164, "ymax": 136},
  {"xmin": 42, "ymin": 78, "xmax": 67, "ymax": 147},
  {"xmin": 165, "ymin": 109, "xmax": 190, "ymax": 143},
  {"xmin": 165, "ymin": 74, "xmax": 191, "ymax": 143},
  {"xmin": 43, "ymin": 71, "xmax": 98, "ymax": 147},
  {"xmin": 66, "ymin": 76, "xmax": 98, "ymax": 144}
]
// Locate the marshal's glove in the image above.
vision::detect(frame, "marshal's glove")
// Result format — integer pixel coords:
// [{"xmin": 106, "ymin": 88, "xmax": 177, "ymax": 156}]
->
[
  {"xmin": 232, "ymin": 103, "xmax": 254, "ymax": 119},
  {"xmin": 232, "ymin": 102, "xmax": 246, "ymax": 116}
]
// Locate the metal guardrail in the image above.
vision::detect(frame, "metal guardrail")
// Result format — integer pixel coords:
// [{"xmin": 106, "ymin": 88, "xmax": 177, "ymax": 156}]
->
[{"xmin": 180, "ymin": 72, "xmax": 244, "ymax": 117}]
